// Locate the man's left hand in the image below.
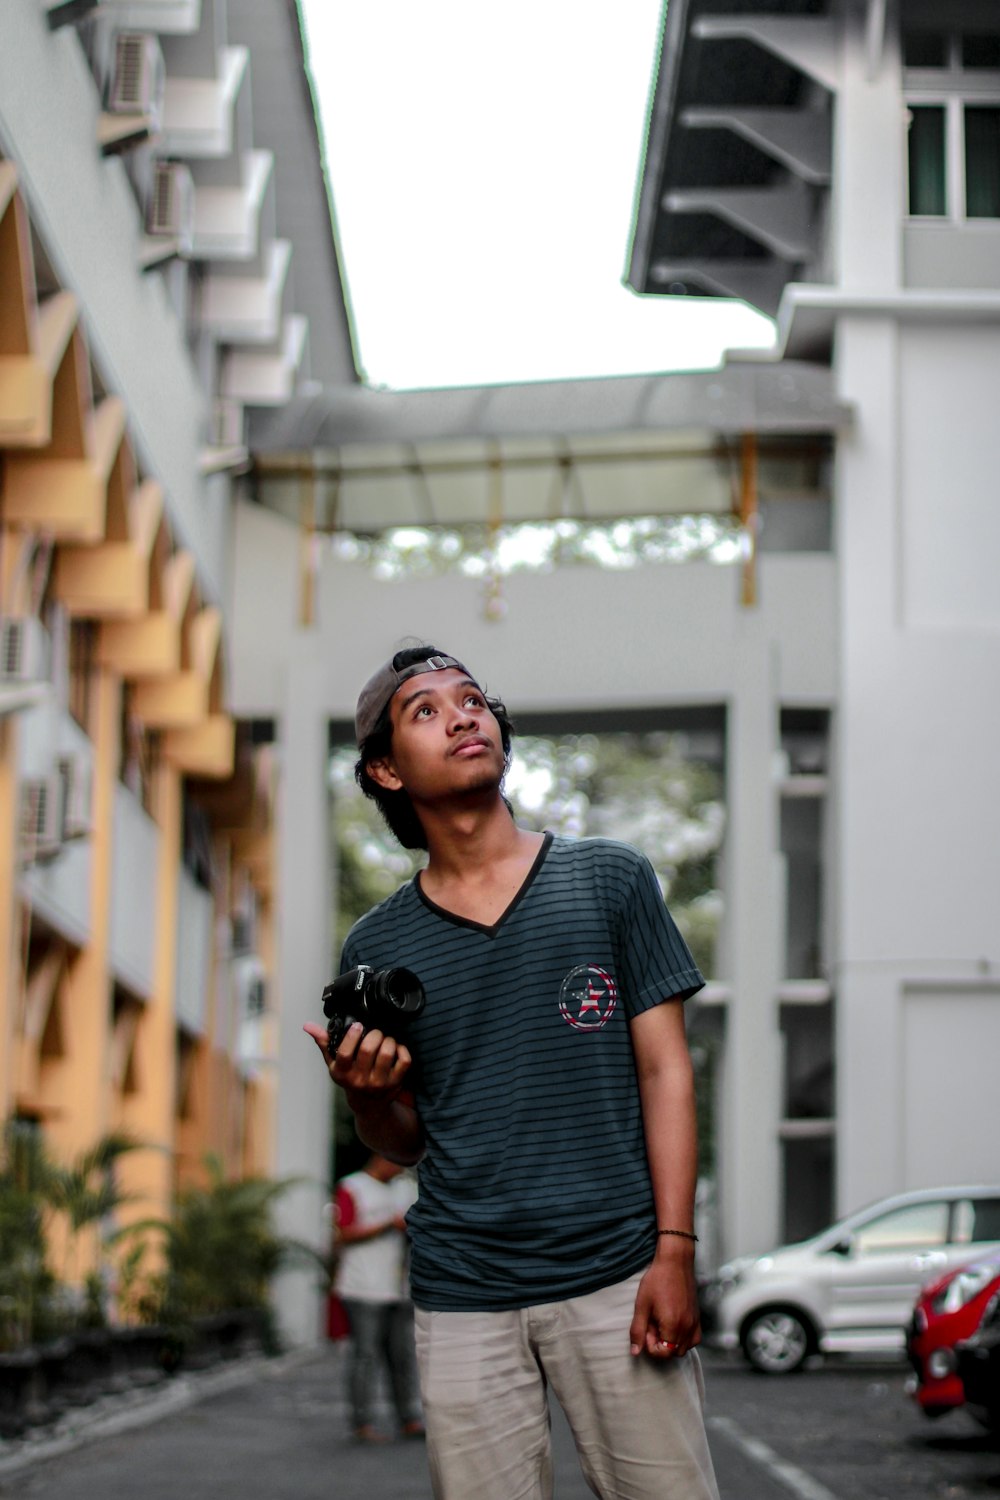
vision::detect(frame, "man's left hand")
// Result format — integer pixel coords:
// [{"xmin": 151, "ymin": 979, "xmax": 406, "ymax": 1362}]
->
[{"xmin": 629, "ymin": 1249, "xmax": 702, "ymax": 1359}]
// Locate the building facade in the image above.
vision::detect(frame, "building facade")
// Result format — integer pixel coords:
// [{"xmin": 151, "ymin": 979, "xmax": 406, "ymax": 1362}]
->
[
  {"xmin": 7, "ymin": 0, "xmax": 996, "ymax": 1346},
  {"xmin": 0, "ymin": 0, "xmax": 337, "ymax": 1340},
  {"xmin": 629, "ymin": 0, "xmax": 1000, "ymax": 1256}
]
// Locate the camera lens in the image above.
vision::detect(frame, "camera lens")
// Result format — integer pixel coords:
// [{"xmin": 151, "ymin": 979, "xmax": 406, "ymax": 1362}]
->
[{"xmin": 376, "ymin": 967, "xmax": 425, "ymax": 1017}]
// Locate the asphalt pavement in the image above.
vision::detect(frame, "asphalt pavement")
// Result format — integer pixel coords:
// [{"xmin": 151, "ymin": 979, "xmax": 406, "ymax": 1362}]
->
[
  {"xmin": 3, "ymin": 1342, "xmax": 999, "ymax": 1499},
  {"xmin": 0, "ymin": 1341, "xmax": 719, "ymax": 1499}
]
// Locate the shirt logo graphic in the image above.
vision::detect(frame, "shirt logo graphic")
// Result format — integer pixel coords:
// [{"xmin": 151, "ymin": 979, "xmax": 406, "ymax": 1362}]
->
[{"xmin": 558, "ymin": 965, "xmax": 618, "ymax": 1031}]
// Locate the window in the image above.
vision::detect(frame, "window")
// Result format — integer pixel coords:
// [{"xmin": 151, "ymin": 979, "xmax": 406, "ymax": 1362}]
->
[
  {"xmin": 904, "ymin": 28, "xmax": 1000, "ymax": 221},
  {"xmin": 963, "ymin": 34, "xmax": 1000, "ymax": 71},
  {"xmin": 68, "ymin": 619, "xmax": 96, "ymax": 732},
  {"xmin": 904, "ymin": 31, "xmax": 946, "ymax": 69},
  {"xmin": 119, "ymin": 688, "xmax": 159, "ymax": 815},
  {"xmin": 908, "ymin": 106, "xmax": 947, "ymax": 215},
  {"xmin": 954, "ymin": 1197, "xmax": 1000, "ymax": 1244},
  {"xmin": 853, "ymin": 1201, "xmax": 949, "ymax": 1254},
  {"xmin": 965, "ymin": 106, "xmax": 1000, "ymax": 216}
]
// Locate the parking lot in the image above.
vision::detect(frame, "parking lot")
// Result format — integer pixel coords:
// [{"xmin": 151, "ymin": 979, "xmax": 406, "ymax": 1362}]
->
[
  {"xmin": 706, "ymin": 1350, "xmax": 1000, "ymax": 1500},
  {"xmin": 4, "ymin": 1343, "xmax": 999, "ymax": 1500}
]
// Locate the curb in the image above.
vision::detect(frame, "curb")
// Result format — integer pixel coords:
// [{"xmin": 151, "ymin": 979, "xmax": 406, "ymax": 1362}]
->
[{"xmin": 0, "ymin": 1345, "xmax": 324, "ymax": 1479}]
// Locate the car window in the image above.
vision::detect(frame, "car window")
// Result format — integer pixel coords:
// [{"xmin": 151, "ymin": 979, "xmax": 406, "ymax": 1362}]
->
[
  {"xmin": 954, "ymin": 1197, "xmax": 1000, "ymax": 1244},
  {"xmin": 853, "ymin": 1202, "xmax": 949, "ymax": 1254}
]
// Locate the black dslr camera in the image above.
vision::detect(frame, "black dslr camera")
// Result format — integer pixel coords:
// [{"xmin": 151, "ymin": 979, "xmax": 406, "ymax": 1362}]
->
[{"xmin": 322, "ymin": 964, "xmax": 426, "ymax": 1050}]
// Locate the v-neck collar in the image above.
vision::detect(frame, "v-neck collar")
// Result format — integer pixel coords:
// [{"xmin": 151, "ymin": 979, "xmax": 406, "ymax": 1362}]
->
[{"xmin": 414, "ymin": 831, "xmax": 554, "ymax": 937}]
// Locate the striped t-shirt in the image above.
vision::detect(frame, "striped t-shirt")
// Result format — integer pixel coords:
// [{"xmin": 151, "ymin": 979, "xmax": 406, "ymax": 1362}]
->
[{"xmin": 339, "ymin": 833, "xmax": 703, "ymax": 1311}]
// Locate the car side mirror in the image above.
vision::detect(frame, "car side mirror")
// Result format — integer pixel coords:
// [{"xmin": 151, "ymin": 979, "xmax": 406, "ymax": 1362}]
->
[{"xmin": 828, "ymin": 1237, "xmax": 853, "ymax": 1257}]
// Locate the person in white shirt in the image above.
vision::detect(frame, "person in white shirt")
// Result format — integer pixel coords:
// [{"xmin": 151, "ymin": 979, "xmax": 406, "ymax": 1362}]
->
[{"xmin": 334, "ymin": 1153, "xmax": 423, "ymax": 1443}]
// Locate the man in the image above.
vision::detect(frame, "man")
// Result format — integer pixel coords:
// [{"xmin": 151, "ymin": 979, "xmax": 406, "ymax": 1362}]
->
[
  {"xmin": 333, "ymin": 1152, "xmax": 423, "ymax": 1443},
  {"xmin": 305, "ymin": 645, "xmax": 720, "ymax": 1500}
]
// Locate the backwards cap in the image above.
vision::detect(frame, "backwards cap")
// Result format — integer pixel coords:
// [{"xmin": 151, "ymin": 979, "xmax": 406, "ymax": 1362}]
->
[{"xmin": 354, "ymin": 651, "xmax": 477, "ymax": 746}]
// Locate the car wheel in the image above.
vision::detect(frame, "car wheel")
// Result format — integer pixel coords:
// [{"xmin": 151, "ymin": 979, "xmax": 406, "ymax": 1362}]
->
[{"xmin": 741, "ymin": 1309, "xmax": 812, "ymax": 1374}]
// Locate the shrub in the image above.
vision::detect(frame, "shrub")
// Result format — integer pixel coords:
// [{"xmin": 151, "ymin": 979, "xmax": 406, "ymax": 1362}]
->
[{"xmin": 138, "ymin": 1155, "xmax": 314, "ymax": 1340}]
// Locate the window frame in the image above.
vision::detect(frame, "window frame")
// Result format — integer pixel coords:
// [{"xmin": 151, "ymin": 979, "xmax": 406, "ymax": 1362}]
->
[{"xmin": 904, "ymin": 28, "xmax": 1000, "ymax": 223}]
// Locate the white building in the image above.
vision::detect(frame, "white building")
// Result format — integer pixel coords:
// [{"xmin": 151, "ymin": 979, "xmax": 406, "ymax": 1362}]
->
[{"xmin": 628, "ymin": 0, "xmax": 1000, "ymax": 1257}]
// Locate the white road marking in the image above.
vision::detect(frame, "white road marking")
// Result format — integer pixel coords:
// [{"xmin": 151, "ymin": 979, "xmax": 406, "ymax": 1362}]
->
[{"xmin": 708, "ymin": 1415, "xmax": 843, "ymax": 1500}]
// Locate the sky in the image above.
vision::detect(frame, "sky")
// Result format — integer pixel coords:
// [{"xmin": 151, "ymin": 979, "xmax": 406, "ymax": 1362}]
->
[{"xmin": 299, "ymin": 1, "xmax": 776, "ymax": 392}]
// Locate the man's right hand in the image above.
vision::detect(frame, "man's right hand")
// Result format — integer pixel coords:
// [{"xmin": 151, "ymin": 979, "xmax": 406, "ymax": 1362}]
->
[
  {"xmin": 303, "ymin": 1021, "xmax": 412, "ymax": 1107},
  {"xmin": 303, "ymin": 1022, "xmax": 424, "ymax": 1164}
]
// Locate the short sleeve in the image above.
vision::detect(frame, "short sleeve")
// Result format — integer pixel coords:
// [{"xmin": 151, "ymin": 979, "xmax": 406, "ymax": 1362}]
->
[
  {"xmin": 616, "ymin": 853, "xmax": 704, "ymax": 1017},
  {"xmin": 334, "ymin": 1184, "xmax": 357, "ymax": 1229}
]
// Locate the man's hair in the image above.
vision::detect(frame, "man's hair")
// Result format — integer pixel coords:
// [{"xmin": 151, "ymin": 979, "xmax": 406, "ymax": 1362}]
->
[{"xmin": 355, "ymin": 644, "xmax": 515, "ymax": 851}]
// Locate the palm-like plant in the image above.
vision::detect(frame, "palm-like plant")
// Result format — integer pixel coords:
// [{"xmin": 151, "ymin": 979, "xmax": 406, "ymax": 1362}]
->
[
  {"xmin": 142, "ymin": 1155, "xmax": 309, "ymax": 1326},
  {"xmin": 0, "ymin": 1122, "xmax": 144, "ymax": 1346},
  {"xmin": 43, "ymin": 1131, "xmax": 142, "ymax": 1290},
  {"xmin": 0, "ymin": 1122, "xmax": 57, "ymax": 1350}
]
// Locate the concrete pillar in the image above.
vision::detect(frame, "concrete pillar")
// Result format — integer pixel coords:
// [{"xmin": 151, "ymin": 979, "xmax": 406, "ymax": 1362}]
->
[
  {"xmin": 833, "ymin": 316, "xmax": 904, "ymax": 1214},
  {"xmin": 0, "ymin": 718, "xmax": 19, "ymax": 1115},
  {"xmin": 272, "ymin": 642, "xmax": 334, "ymax": 1345},
  {"xmin": 835, "ymin": 9, "xmax": 902, "ymax": 291},
  {"xmin": 118, "ymin": 759, "xmax": 181, "ymax": 1232},
  {"xmin": 45, "ymin": 670, "xmax": 118, "ymax": 1156},
  {"xmin": 720, "ymin": 614, "xmax": 783, "ymax": 1258}
]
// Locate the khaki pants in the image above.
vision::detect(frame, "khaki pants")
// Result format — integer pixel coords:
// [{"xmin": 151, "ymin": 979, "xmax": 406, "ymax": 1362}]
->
[{"xmin": 413, "ymin": 1272, "xmax": 720, "ymax": 1500}]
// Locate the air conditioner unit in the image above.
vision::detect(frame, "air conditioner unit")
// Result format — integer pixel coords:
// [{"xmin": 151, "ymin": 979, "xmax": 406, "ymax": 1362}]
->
[
  {"xmin": 147, "ymin": 161, "xmax": 195, "ymax": 255},
  {"xmin": 230, "ymin": 910, "xmax": 255, "ymax": 957},
  {"xmin": 234, "ymin": 954, "xmax": 267, "ymax": 1014},
  {"xmin": 20, "ymin": 777, "xmax": 64, "ymax": 865},
  {"xmin": 57, "ymin": 755, "xmax": 92, "ymax": 842},
  {"xmin": 107, "ymin": 32, "xmax": 165, "ymax": 126},
  {"xmin": 0, "ymin": 617, "xmax": 50, "ymax": 685},
  {"xmin": 246, "ymin": 973, "xmax": 267, "ymax": 1018}
]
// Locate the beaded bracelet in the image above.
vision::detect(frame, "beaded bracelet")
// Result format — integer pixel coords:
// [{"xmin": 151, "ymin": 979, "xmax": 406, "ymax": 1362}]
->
[{"xmin": 657, "ymin": 1228, "xmax": 699, "ymax": 1242}]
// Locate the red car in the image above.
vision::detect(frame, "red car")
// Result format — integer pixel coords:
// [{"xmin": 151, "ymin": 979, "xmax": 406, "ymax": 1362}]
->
[{"xmin": 908, "ymin": 1250, "xmax": 1000, "ymax": 1418}]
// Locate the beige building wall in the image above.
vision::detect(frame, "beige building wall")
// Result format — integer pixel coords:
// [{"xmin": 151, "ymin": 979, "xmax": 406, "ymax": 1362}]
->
[{"xmin": 0, "ymin": 0, "xmax": 291, "ymax": 1324}]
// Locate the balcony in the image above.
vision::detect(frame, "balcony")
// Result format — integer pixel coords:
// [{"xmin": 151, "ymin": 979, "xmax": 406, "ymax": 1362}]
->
[
  {"xmin": 199, "ymin": 240, "xmax": 292, "ymax": 344},
  {"xmin": 175, "ymin": 866, "xmax": 213, "ymax": 1034},
  {"xmin": 190, "ymin": 150, "xmax": 273, "ymax": 262},
  {"xmin": 220, "ymin": 314, "xmax": 307, "ymax": 405},
  {"xmin": 161, "ymin": 45, "xmax": 247, "ymax": 158},
  {"xmin": 109, "ymin": 782, "xmax": 159, "ymax": 997}
]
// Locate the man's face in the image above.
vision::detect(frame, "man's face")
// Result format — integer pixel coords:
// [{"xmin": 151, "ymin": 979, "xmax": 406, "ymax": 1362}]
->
[{"xmin": 368, "ymin": 668, "xmax": 505, "ymax": 803}]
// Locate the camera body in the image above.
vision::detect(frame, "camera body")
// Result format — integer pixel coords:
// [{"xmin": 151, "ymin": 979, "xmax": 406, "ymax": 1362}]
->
[{"xmin": 322, "ymin": 964, "xmax": 426, "ymax": 1050}]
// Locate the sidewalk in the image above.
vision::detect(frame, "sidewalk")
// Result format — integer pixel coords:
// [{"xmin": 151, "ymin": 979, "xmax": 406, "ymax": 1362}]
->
[
  {"xmin": 0, "ymin": 1346, "xmax": 316, "ymax": 1484},
  {"xmin": 0, "ymin": 1343, "xmax": 425, "ymax": 1496}
]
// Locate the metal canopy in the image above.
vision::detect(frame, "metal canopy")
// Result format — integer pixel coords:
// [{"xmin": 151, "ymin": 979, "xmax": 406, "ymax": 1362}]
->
[
  {"xmin": 257, "ymin": 433, "xmax": 807, "ymax": 532},
  {"xmin": 249, "ymin": 357, "xmax": 847, "ymax": 453},
  {"xmin": 251, "ymin": 361, "xmax": 848, "ymax": 534}
]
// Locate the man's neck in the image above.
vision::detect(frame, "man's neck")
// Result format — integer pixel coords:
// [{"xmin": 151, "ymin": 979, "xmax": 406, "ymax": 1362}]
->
[
  {"xmin": 419, "ymin": 794, "xmax": 530, "ymax": 884},
  {"xmin": 417, "ymin": 798, "xmax": 545, "ymax": 927}
]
